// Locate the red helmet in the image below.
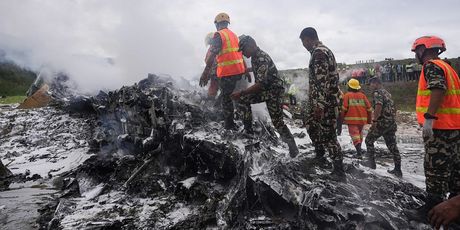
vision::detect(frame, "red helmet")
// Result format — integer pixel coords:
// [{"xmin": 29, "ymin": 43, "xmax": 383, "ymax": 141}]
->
[{"xmin": 411, "ymin": 36, "xmax": 446, "ymax": 52}]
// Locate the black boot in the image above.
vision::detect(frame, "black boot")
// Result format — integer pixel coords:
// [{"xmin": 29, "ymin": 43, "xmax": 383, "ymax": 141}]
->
[
  {"xmin": 405, "ymin": 194, "xmax": 444, "ymax": 222},
  {"xmin": 315, "ymin": 147, "xmax": 326, "ymax": 159},
  {"xmin": 224, "ymin": 119, "xmax": 238, "ymax": 131},
  {"xmin": 330, "ymin": 160, "xmax": 346, "ymax": 181},
  {"xmin": 388, "ymin": 160, "xmax": 402, "ymax": 177},
  {"xmin": 243, "ymin": 121, "xmax": 254, "ymax": 135},
  {"xmin": 355, "ymin": 144, "xmax": 362, "ymax": 158},
  {"xmin": 449, "ymin": 193, "xmax": 459, "ymax": 199},
  {"xmin": 284, "ymin": 137, "xmax": 299, "ymax": 158},
  {"xmin": 362, "ymin": 155, "xmax": 376, "ymax": 169}
]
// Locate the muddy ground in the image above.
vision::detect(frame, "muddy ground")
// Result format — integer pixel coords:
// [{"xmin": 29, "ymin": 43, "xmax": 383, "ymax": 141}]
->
[{"xmin": 0, "ymin": 76, "xmax": 432, "ymax": 229}]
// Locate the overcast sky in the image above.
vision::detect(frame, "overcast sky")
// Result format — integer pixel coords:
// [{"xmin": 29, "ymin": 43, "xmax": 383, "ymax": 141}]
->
[{"xmin": 0, "ymin": 0, "xmax": 459, "ymax": 92}]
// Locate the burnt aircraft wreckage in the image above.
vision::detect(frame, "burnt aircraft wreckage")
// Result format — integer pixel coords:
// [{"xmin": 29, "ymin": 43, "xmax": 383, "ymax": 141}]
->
[{"xmin": 1, "ymin": 74, "xmax": 434, "ymax": 229}]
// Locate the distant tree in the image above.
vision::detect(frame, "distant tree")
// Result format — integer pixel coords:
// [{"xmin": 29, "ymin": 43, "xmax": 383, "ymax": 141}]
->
[{"xmin": 0, "ymin": 61, "xmax": 36, "ymax": 96}]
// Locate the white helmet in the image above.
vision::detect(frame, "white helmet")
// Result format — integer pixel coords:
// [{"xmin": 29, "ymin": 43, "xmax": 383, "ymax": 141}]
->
[{"xmin": 204, "ymin": 32, "xmax": 214, "ymax": 47}]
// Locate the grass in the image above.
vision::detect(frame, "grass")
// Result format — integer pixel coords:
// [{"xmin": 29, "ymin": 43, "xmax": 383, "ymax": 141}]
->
[
  {"xmin": 0, "ymin": 61, "xmax": 36, "ymax": 97},
  {"xmin": 0, "ymin": 95, "xmax": 27, "ymax": 104},
  {"xmin": 342, "ymin": 81, "xmax": 418, "ymax": 112}
]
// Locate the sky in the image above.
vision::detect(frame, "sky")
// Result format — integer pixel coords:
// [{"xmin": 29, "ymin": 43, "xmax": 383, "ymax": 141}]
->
[{"xmin": 0, "ymin": 0, "xmax": 459, "ymax": 92}]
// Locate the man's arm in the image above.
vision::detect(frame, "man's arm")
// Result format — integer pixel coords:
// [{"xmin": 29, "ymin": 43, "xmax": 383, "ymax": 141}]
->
[
  {"xmin": 424, "ymin": 62, "xmax": 448, "ymax": 116},
  {"xmin": 372, "ymin": 91, "xmax": 383, "ymax": 121},
  {"xmin": 311, "ymin": 51, "xmax": 329, "ymax": 110},
  {"xmin": 200, "ymin": 33, "xmax": 221, "ymax": 87},
  {"xmin": 373, "ymin": 104, "xmax": 382, "ymax": 121},
  {"xmin": 340, "ymin": 94, "xmax": 349, "ymax": 120},
  {"xmin": 427, "ymin": 89, "xmax": 446, "ymax": 115}
]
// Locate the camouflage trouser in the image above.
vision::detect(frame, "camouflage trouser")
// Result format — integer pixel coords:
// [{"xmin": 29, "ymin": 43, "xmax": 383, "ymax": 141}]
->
[
  {"xmin": 365, "ymin": 120, "xmax": 401, "ymax": 163},
  {"xmin": 238, "ymin": 90, "xmax": 295, "ymax": 141},
  {"xmin": 424, "ymin": 129, "xmax": 460, "ymax": 197},
  {"xmin": 219, "ymin": 75, "xmax": 242, "ymax": 124},
  {"xmin": 307, "ymin": 107, "xmax": 343, "ymax": 161}
]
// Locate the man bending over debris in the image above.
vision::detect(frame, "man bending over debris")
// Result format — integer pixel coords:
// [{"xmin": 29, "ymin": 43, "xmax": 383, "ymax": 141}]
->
[
  {"xmin": 363, "ymin": 76, "xmax": 402, "ymax": 177},
  {"xmin": 299, "ymin": 27, "xmax": 345, "ymax": 180},
  {"xmin": 230, "ymin": 35, "xmax": 299, "ymax": 157},
  {"xmin": 407, "ymin": 36, "xmax": 460, "ymax": 222}
]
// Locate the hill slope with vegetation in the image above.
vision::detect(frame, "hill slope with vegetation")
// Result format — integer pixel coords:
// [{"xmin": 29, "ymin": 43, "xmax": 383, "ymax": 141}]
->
[{"xmin": 0, "ymin": 62, "xmax": 36, "ymax": 97}]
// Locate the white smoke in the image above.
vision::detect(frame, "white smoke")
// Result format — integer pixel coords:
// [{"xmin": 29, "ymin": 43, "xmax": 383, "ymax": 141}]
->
[
  {"xmin": 0, "ymin": 0, "xmax": 204, "ymax": 94},
  {"xmin": 1, "ymin": 0, "xmax": 459, "ymax": 95}
]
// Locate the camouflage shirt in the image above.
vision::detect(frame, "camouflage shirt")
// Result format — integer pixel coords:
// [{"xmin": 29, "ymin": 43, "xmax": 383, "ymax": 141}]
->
[
  {"xmin": 209, "ymin": 32, "xmax": 223, "ymax": 55},
  {"xmin": 308, "ymin": 42, "xmax": 340, "ymax": 110},
  {"xmin": 372, "ymin": 88, "xmax": 396, "ymax": 121},
  {"xmin": 423, "ymin": 61, "xmax": 447, "ymax": 90},
  {"xmin": 205, "ymin": 49, "xmax": 218, "ymax": 77},
  {"xmin": 251, "ymin": 48, "xmax": 285, "ymax": 92}
]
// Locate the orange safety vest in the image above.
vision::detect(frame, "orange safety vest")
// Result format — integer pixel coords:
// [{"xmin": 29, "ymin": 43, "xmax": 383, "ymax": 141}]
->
[
  {"xmin": 342, "ymin": 92, "xmax": 372, "ymax": 125},
  {"xmin": 216, "ymin": 29, "xmax": 245, "ymax": 78},
  {"xmin": 416, "ymin": 59, "xmax": 460, "ymax": 129}
]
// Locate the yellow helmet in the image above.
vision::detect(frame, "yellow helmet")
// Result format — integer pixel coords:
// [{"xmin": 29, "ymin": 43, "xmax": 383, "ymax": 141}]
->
[
  {"xmin": 347, "ymin": 78, "xmax": 361, "ymax": 90},
  {"xmin": 214, "ymin": 12, "xmax": 230, "ymax": 23}
]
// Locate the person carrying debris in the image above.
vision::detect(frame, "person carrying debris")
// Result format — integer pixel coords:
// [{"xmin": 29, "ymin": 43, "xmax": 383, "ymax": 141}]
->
[
  {"xmin": 299, "ymin": 27, "xmax": 345, "ymax": 180},
  {"xmin": 230, "ymin": 35, "xmax": 299, "ymax": 157},
  {"xmin": 362, "ymin": 76, "xmax": 402, "ymax": 177},
  {"xmin": 204, "ymin": 32, "xmax": 219, "ymax": 99},
  {"xmin": 406, "ymin": 36, "xmax": 460, "ymax": 224},
  {"xmin": 199, "ymin": 13, "xmax": 246, "ymax": 130},
  {"xmin": 340, "ymin": 79, "xmax": 372, "ymax": 158}
]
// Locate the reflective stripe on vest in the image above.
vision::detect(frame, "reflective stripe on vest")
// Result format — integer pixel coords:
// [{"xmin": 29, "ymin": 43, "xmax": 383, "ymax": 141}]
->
[
  {"xmin": 349, "ymin": 99, "xmax": 366, "ymax": 107},
  {"xmin": 416, "ymin": 59, "xmax": 460, "ymax": 129},
  {"xmin": 344, "ymin": 117, "xmax": 368, "ymax": 121},
  {"xmin": 216, "ymin": 29, "xmax": 246, "ymax": 77}
]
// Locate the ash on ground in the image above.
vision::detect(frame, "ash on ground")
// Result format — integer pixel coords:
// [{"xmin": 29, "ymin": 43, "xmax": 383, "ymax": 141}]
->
[{"xmin": 0, "ymin": 74, "xmax": 432, "ymax": 229}]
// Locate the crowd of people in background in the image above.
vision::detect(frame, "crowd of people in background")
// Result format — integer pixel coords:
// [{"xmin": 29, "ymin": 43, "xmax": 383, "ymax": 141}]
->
[{"xmin": 339, "ymin": 57, "xmax": 460, "ymax": 85}]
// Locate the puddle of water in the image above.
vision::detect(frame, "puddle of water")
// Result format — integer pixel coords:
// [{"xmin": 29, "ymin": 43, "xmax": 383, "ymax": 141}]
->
[{"xmin": 0, "ymin": 184, "xmax": 58, "ymax": 230}]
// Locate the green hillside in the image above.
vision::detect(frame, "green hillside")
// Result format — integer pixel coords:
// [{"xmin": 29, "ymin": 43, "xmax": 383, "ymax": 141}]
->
[
  {"xmin": 0, "ymin": 62, "xmax": 36, "ymax": 97},
  {"xmin": 358, "ymin": 81, "xmax": 418, "ymax": 112}
]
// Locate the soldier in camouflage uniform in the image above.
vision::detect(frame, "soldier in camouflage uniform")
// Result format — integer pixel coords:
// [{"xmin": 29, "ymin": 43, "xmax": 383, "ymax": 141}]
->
[
  {"xmin": 231, "ymin": 35, "xmax": 299, "ymax": 157},
  {"xmin": 421, "ymin": 61, "xmax": 460, "ymax": 198},
  {"xmin": 299, "ymin": 27, "xmax": 345, "ymax": 179},
  {"xmin": 406, "ymin": 36, "xmax": 460, "ymax": 223},
  {"xmin": 363, "ymin": 77, "xmax": 402, "ymax": 177}
]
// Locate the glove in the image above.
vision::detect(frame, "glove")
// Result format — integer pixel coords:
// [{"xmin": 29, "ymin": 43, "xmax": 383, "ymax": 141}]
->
[
  {"xmin": 199, "ymin": 72, "xmax": 209, "ymax": 87},
  {"xmin": 423, "ymin": 119, "xmax": 434, "ymax": 139}
]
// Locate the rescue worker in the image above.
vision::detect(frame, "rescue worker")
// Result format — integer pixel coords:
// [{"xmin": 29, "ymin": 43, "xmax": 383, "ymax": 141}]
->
[
  {"xmin": 407, "ymin": 36, "xmax": 460, "ymax": 221},
  {"xmin": 204, "ymin": 32, "xmax": 219, "ymax": 99},
  {"xmin": 287, "ymin": 83, "xmax": 298, "ymax": 106},
  {"xmin": 363, "ymin": 77, "xmax": 402, "ymax": 177},
  {"xmin": 231, "ymin": 35, "xmax": 299, "ymax": 157},
  {"xmin": 299, "ymin": 27, "xmax": 345, "ymax": 180},
  {"xmin": 340, "ymin": 79, "xmax": 372, "ymax": 157},
  {"xmin": 199, "ymin": 13, "xmax": 246, "ymax": 130}
]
